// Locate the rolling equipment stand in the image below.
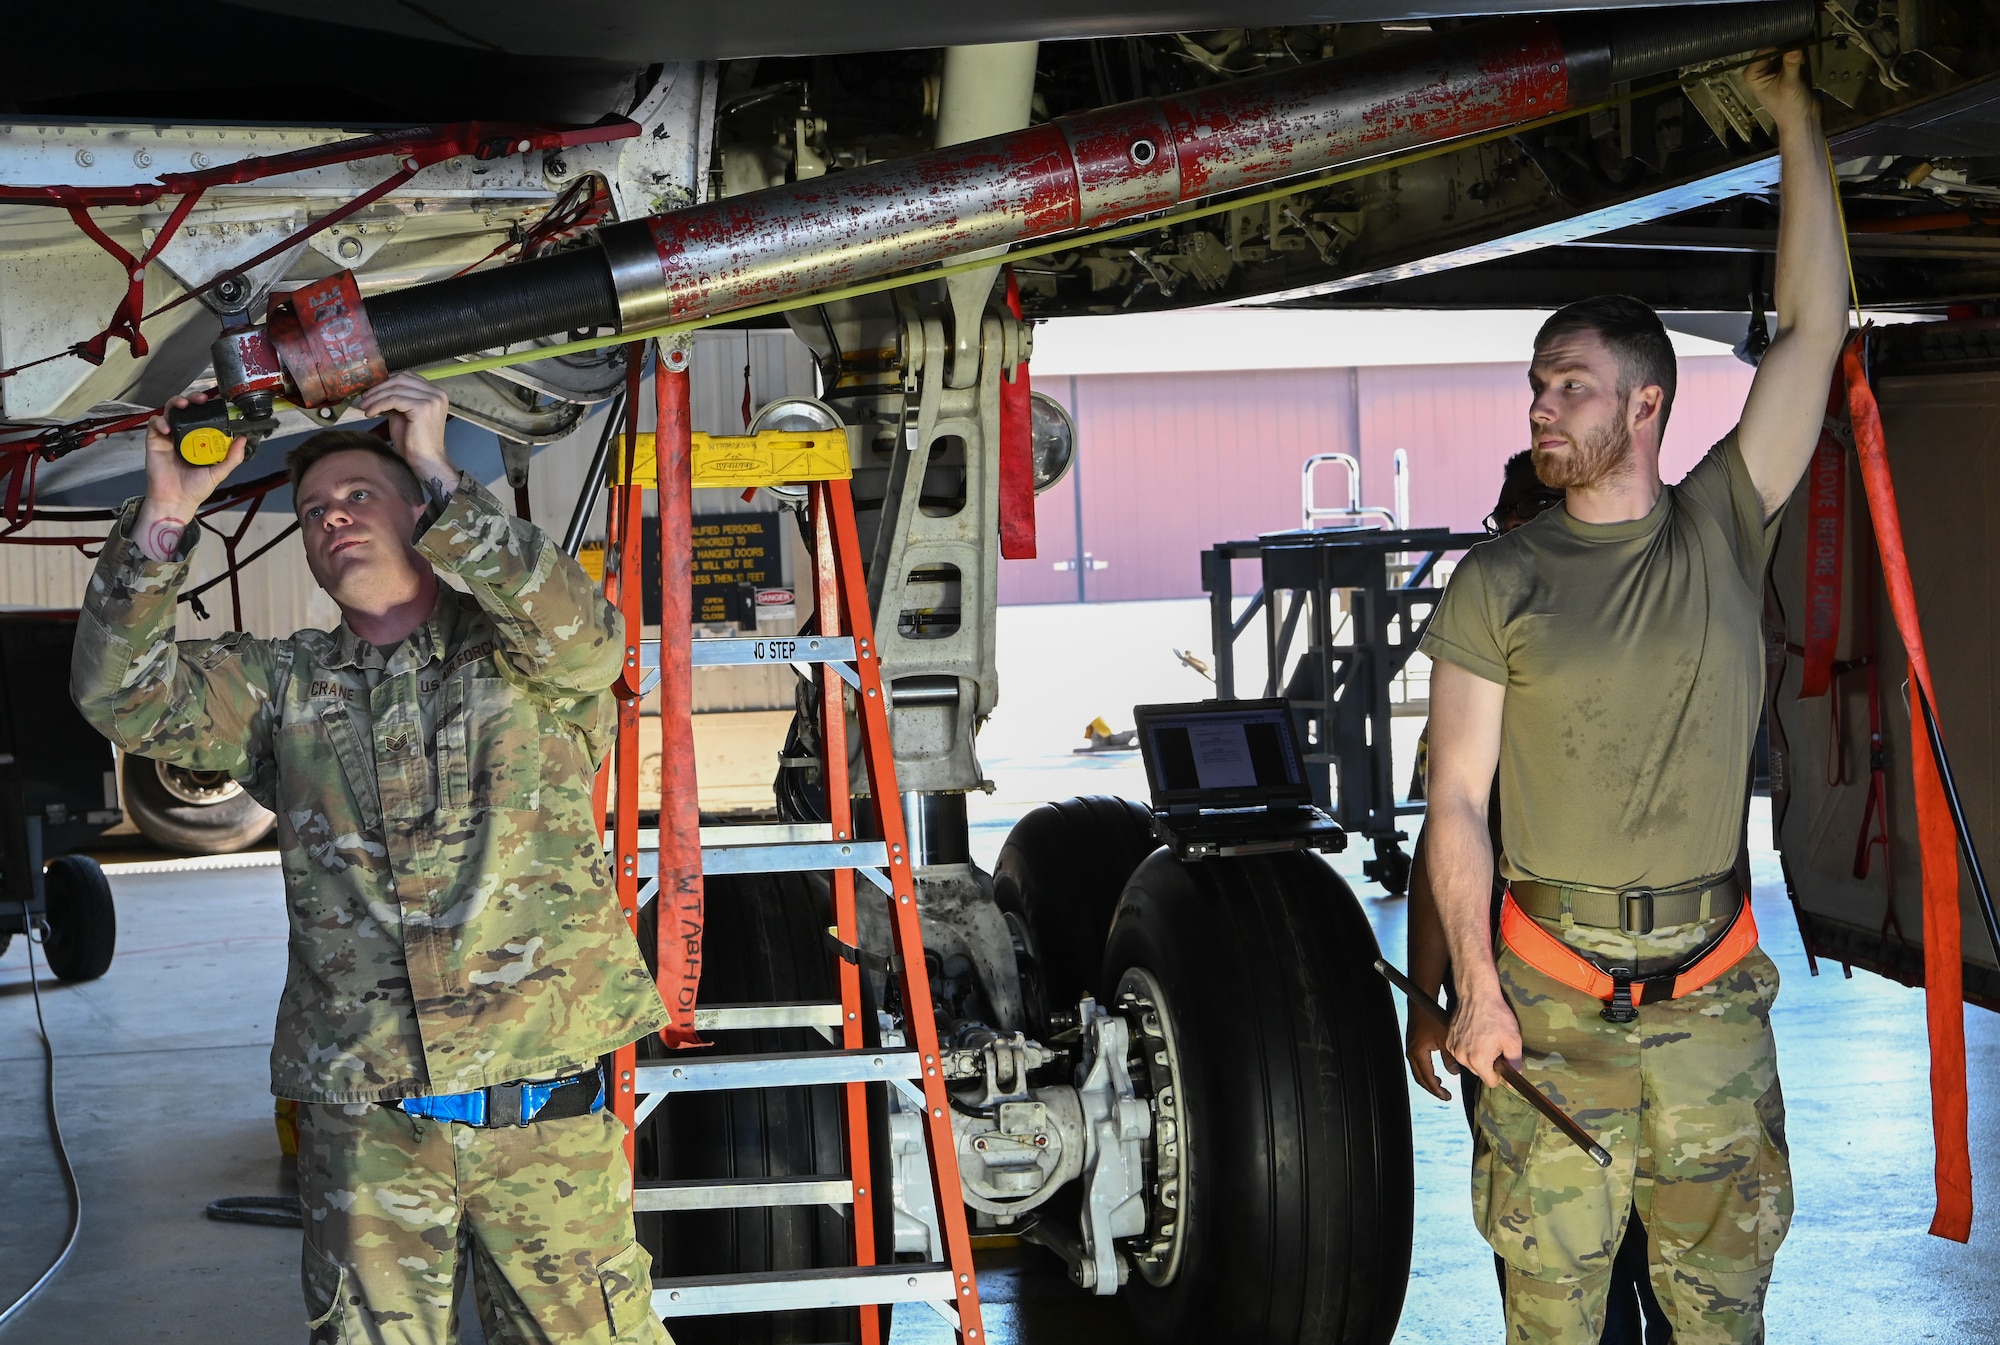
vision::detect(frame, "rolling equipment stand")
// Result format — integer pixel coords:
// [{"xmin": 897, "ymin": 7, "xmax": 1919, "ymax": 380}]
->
[
  {"xmin": 1201, "ymin": 526, "xmax": 1482, "ymax": 897},
  {"xmin": 595, "ymin": 341, "xmax": 987, "ymax": 1344}
]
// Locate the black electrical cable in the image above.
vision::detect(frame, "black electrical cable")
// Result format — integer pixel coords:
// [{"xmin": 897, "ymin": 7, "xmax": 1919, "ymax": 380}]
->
[
  {"xmin": 1915, "ymin": 683, "xmax": 2000, "ymax": 967},
  {"xmin": 945, "ymin": 1090, "xmax": 997, "ymax": 1121},
  {"xmin": 204, "ymin": 1195, "xmax": 303, "ymax": 1228},
  {"xmin": 0, "ymin": 901, "xmax": 83, "ymax": 1334}
]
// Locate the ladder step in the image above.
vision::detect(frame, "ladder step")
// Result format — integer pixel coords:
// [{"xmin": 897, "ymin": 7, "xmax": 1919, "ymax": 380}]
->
[
  {"xmin": 607, "ymin": 824, "xmax": 833, "ymax": 850},
  {"xmin": 652, "ymin": 1264, "xmax": 956, "ymax": 1317},
  {"xmin": 625, "ymin": 841, "xmax": 891, "ymax": 879},
  {"xmin": 692, "ymin": 1001, "xmax": 845, "ymax": 1032},
  {"xmin": 702, "ymin": 839, "xmax": 889, "ymax": 876},
  {"xmin": 636, "ymin": 1049, "xmax": 921, "ymax": 1093},
  {"xmin": 635, "ymin": 1175, "xmax": 854, "ymax": 1213},
  {"xmin": 611, "ymin": 829, "xmax": 888, "ymax": 879},
  {"xmin": 697, "ymin": 822, "xmax": 833, "ymax": 846},
  {"xmin": 648, "ymin": 635, "xmax": 858, "ymax": 669}
]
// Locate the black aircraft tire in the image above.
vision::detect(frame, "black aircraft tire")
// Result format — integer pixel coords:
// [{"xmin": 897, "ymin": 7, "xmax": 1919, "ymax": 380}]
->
[
  {"xmin": 993, "ymin": 796, "xmax": 1159, "ymax": 1034},
  {"xmin": 41, "ymin": 855, "xmax": 115, "ymax": 983},
  {"xmin": 122, "ymin": 756, "xmax": 275, "ymax": 855},
  {"xmin": 635, "ymin": 869, "xmax": 892, "ymax": 1345},
  {"xmin": 1101, "ymin": 849, "xmax": 1413, "ymax": 1345}
]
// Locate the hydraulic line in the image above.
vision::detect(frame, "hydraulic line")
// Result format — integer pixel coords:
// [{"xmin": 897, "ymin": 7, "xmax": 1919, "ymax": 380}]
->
[
  {"xmin": 367, "ymin": 247, "xmax": 620, "ymax": 371},
  {"xmin": 212, "ymin": 2, "xmax": 1816, "ymax": 406}
]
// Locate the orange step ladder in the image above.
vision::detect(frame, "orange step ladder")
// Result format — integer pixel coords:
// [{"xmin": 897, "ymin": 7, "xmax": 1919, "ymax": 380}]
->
[{"xmin": 591, "ymin": 339, "xmax": 988, "ymax": 1344}]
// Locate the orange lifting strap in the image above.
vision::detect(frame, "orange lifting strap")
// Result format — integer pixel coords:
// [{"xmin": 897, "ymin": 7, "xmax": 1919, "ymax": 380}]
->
[{"xmin": 1498, "ymin": 893, "xmax": 1761, "ymax": 1007}]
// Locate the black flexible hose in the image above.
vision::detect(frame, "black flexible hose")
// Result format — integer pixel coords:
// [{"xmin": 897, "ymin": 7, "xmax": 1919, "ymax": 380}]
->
[
  {"xmin": 1602, "ymin": 0, "xmax": 1819, "ymax": 85},
  {"xmin": 0, "ymin": 902, "xmax": 83, "ymax": 1335},
  {"xmin": 1557, "ymin": 0, "xmax": 1819, "ymax": 103},
  {"xmin": 367, "ymin": 246, "xmax": 620, "ymax": 371}
]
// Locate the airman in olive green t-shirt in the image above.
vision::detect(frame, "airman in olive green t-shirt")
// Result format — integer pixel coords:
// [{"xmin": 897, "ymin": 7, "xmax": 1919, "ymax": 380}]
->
[
  {"xmin": 1413, "ymin": 50, "xmax": 1851, "ymax": 1345},
  {"xmin": 1422, "ymin": 430, "xmax": 1777, "ymax": 895}
]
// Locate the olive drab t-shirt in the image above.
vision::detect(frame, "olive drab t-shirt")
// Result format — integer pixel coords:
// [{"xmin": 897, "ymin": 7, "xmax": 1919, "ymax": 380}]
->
[{"xmin": 1418, "ymin": 432, "xmax": 1779, "ymax": 891}]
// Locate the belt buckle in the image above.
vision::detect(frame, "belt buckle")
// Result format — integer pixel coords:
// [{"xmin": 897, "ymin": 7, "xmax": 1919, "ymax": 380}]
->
[
  {"xmin": 1601, "ymin": 966, "xmax": 1641, "ymax": 1024},
  {"xmin": 1622, "ymin": 889, "xmax": 1655, "ymax": 936},
  {"xmin": 486, "ymin": 1081, "xmax": 526, "ymax": 1127}
]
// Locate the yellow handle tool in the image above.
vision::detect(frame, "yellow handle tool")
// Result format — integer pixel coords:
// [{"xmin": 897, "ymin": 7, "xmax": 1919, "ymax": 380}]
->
[{"xmin": 167, "ymin": 401, "xmax": 275, "ymax": 466}]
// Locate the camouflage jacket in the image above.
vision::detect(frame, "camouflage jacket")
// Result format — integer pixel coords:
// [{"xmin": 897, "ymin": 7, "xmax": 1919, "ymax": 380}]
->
[{"xmin": 72, "ymin": 474, "xmax": 668, "ymax": 1103}]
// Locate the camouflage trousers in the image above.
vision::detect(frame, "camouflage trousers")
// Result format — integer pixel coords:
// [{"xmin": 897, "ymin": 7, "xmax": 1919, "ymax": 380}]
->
[
  {"xmin": 1472, "ymin": 935, "xmax": 1792, "ymax": 1344},
  {"xmin": 297, "ymin": 1100, "xmax": 670, "ymax": 1345}
]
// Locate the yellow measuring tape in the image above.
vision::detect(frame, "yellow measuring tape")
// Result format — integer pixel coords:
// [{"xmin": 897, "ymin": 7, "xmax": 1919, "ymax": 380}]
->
[{"xmin": 1828, "ymin": 141, "xmax": 1866, "ymax": 330}]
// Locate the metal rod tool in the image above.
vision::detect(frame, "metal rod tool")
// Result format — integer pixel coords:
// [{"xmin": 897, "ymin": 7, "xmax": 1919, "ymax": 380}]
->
[{"xmin": 1374, "ymin": 957, "xmax": 1612, "ymax": 1168}]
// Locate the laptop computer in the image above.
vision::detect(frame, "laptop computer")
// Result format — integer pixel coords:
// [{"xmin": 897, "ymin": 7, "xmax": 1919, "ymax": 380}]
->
[{"xmin": 1132, "ymin": 698, "xmax": 1346, "ymax": 861}]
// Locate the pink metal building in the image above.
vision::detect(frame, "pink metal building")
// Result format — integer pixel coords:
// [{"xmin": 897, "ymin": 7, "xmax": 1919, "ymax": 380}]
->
[{"xmin": 1003, "ymin": 354, "xmax": 1757, "ymax": 605}]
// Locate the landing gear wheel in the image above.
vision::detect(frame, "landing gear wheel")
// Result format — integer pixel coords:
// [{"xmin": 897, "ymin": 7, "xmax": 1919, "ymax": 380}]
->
[
  {"xmin": 1102, "ymin": 850, "xmax": 1413, "ymax": 1345},
  {"xmin": 635, "ymin": 870, "xmax": 893, "ymax": 1345},
  {"xmin": 121, "ymin": 756, "xmax": 274, "ymax": 855},
  {"xmin": 41, "ymin": 855, "xmax": 115, "ymax": 982},
  {"xmin": 993, "ymin": 796, "xmax": 1159, "ymax": 1036}
]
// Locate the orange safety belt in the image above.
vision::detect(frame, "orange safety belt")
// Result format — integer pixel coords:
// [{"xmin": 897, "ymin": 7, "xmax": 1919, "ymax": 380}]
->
[
  {"xmin": 1498, "ymin": 893, "xmax": 1761, "ymax": 1008},
  {"xmin": 1842, "ymin": 335, "xmax": 1973, "ymax": 1243}
]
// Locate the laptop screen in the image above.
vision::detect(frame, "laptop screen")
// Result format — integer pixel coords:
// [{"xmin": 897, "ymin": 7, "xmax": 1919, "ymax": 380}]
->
[{"xmin": 1133, "ymin": 698, "xmax": 1308, "ymax": 810}]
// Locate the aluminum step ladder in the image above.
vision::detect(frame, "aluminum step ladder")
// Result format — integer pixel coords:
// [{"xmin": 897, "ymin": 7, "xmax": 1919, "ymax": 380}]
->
[{"xmin": 593, "ymin": 343, "xmax": 987, "ymax": 1345}]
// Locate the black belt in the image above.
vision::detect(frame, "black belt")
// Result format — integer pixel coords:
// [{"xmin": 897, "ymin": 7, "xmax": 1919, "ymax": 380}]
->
[{"xmin": 1509, "ymin": 872, "xmax": 1741, "ymax": 935}]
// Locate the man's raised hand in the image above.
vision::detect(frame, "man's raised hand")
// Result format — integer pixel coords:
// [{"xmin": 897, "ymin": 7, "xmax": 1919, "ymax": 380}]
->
[
  {"xmin": 135, "ymin": 394, "xmax": 246, "ymax": 562},
  {"xmin": 355, "ymin": 372, "xmax": 454, "ymax": 499},
  {"xmin": 1744, "ymin": 46, "xmax": 1819, "ymax": 134}
]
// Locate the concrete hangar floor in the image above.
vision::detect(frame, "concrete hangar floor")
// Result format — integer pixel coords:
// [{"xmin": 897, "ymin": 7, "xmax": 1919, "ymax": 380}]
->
[{"xmin": 2, "ymin": 600, "xmax": 1998, "ymax": 1343}]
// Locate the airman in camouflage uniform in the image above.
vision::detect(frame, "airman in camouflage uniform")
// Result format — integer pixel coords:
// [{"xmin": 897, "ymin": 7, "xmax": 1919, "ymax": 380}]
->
[
  {"xmin": 1416, "ymin": 51, "xmax": 1845, "ymax": 1345},
  {"xmin": 72, "ymin": 373, "xmax": 670, "ymax": 1343},
  {"xmin": 1473, "ymin": 928, "xmax": 1791, "ymax": 1342}
]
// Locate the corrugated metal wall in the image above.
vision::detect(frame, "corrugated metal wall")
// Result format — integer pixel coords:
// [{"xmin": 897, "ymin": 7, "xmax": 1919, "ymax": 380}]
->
[{"xmin": 1001, "ymin": 354, "xmax": 1758, "ymax": 604}]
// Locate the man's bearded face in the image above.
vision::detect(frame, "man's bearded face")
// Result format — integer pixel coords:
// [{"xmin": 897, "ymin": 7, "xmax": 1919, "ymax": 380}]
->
[{"xmin": 1531, "ymin": 402, "xmax": 1635, "ymax": 491}]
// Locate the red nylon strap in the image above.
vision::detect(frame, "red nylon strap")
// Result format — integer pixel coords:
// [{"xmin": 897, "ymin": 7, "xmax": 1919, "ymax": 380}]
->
[
  {"xmin": 1798, "ymin": 378, "xmax": 1848, "ymax": 698},
  {"xmin": 60, "ymin": 185, "xmax": 206, "ymax": 363},
  {"xmin": 654, "ymin": 350, "xmax": 706, "ymax": 1049},
  {"xmin": 1842, "ymin": 335, "xmax": 1973, "ymax": 1243},
  {"xmin": 1497, "ymin": 892, "xmax": 1759, "ymax": 1005},
  {"xmin": 998, "ymin": 269, "xmax": 1037, "ymax": 560}
]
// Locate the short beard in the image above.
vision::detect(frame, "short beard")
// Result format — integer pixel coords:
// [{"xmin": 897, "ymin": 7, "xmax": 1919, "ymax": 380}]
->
[{"xmin": 1532, "ymin": 415, "xmax": 1634, "ymax": 491}]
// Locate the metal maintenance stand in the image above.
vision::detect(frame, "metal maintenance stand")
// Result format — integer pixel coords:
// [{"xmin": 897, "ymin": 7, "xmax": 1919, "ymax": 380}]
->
[{"xmin": 1200, "ymin": 526, "xmax": 1482, "ymax": 897}]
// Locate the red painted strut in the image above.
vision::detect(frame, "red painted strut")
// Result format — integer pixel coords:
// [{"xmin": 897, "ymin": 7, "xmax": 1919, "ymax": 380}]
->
[{"xmin": 220, "ymin": 2, "xmax": 1814, "ymax": 407}]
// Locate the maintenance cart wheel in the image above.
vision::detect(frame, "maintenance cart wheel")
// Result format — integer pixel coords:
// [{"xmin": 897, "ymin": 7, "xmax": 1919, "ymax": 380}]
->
[
  {"xmin": 41, "ymin": 854, "xmax": 115, "ymax": 983},
  {"xmin": 635, "ymin": 869, "xmax": 893, "ymax": 1345},
  {"xmin": 993, "ymin": 796, "xmax": 1159, "ymax": 1035},
  {"xmin": 1101, "ymin": 850, "xmax": 1413, "ymax": 1345},
  {"xmin": 121, "ymin": 755, "xmax": 275, "ymax": 855}
]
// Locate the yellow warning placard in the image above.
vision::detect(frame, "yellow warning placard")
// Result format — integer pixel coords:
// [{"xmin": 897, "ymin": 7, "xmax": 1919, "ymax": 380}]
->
[{"xmin": 608, "ymin": 430, "xmax": 852, "ymax": 489}]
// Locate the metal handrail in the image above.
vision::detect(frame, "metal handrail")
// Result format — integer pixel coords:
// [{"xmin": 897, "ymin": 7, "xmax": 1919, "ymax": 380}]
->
[{"xmin": 1301, "ymin": 450, "xmax": 1404, "ymax": 532}]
